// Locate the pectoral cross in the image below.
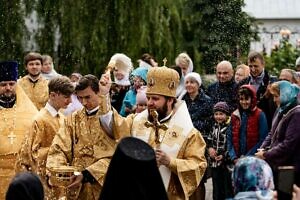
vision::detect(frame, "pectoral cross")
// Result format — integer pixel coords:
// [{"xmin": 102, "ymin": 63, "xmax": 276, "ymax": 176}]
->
[
  {"xmin": 144, "ymin": 109, "xmax": 168, "ymax": 145},
  {"xmin": 8, "ymin": 132, "xmax": 17, "ymax": 144}
]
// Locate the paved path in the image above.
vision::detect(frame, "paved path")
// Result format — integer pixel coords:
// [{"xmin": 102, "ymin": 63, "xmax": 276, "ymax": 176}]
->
[{"xmin": 205, "ymin": 178, "xmax": 213, "ymax": 200}]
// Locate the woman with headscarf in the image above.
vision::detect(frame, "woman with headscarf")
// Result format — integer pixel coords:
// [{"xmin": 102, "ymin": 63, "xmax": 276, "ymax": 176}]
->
[
  {"xmin": 41, "ymin": 55, "xmax": 61, "ymax": 80},
  {"xmin": 6, "ymin": 172, "xmax": 44, "ymax": 200},
  {"xmin": 175, "ymin": 52, "xmax": 194, "ymax": 98},
  {"xmin": 231, "ymin": 156, "xmax": 274, "ymax": 200},
  {"xmin": 256, "ymin": 80, "xmax": 300, "ymax": 186}
]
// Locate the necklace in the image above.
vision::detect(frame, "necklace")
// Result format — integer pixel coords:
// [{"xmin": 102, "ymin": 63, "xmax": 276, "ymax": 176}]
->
[{"xmin": 0, "ymin": 104, "xmax": 17, "ymax": 145}]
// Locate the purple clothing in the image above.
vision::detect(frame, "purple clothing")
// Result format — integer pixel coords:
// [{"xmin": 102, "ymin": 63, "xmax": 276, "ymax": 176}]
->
[{"xmin": 261, "ymin": 105, "xmax": 300, "ymax": 180}]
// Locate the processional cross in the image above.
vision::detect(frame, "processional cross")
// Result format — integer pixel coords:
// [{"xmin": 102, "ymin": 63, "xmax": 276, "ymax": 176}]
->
[
  {"xmin": 8, "ymin": 132, "xmax": 17, "ymax": 144},
  {"xmin": 144, "ymin": 109, "xmax": 168, "ymax": 145}
]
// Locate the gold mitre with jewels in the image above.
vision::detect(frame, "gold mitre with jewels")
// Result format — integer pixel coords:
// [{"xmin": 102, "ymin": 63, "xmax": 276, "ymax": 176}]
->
[{"xmin": 146, "ymin": 59, "xmax": 179, "ymax": 97}]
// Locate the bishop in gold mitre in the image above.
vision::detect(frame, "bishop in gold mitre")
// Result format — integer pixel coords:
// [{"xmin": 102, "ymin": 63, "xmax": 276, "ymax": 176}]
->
[
  {"xmin": 98, "ymin": 60, "xmax": 207, "ymax": 200},
  {"xmin": 0, "ymin": 61, "xmax": 38, "ymax": 199}
]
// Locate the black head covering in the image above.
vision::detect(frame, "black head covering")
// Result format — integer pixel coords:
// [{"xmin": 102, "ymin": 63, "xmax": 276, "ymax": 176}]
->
[
  {"xmin": 6, "ymin": 172, "xmax": 44, "ymax": 200},
  {"xmin": 0, "ymin": 61, "xmax": 18, "ymax": 82},
  {"xmin": 99, "ymin": 137, "xmax": 168, "ymax": 200}
]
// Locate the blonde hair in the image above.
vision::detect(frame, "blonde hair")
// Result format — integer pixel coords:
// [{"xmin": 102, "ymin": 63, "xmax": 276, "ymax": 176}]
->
[
  {"xmin": 269, "ymin": 82, "xmax": 280, "ymax": 96},
  {"xmin": 175, "ymin": 53, "xmax": 193, "ymax": 73},
  {"xmin": 236, "ymin": 64, "xmax": 250, "ymax": 76}
]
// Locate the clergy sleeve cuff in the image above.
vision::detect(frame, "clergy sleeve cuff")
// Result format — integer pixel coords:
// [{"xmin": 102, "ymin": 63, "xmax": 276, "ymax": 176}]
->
[
  {"xmin": 99, "ymin": 94, "xmax": 111, "ymax": 114},
  {"xmin": 168, "ymin": 158, "xmax": 177, "ymax": 173},
  {"xmin": 82, "ymin": 170, "xmax": 97, "ymax": 184}
]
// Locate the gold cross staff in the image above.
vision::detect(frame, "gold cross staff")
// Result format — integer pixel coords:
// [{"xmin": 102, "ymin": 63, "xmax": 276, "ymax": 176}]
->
[
  {"xmin": 144, "ymin": 109, "xmax": 168, "ymax": 145},
  {"xmin": 8, "ymin": 132, "xmax": 17, "ymax": 144},
  {"xmin": 163, "ymin": 57, "xmax": 167, "ymax": 66}
]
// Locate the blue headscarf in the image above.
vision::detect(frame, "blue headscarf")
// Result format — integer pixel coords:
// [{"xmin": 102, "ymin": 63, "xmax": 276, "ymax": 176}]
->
[
  {"xmin": 278, "ymin": 80, "xmax": 300, "ymax": 113},
  {"xmin": 232, "ymin": 157, "xmax": 274, "ymax": 196}
]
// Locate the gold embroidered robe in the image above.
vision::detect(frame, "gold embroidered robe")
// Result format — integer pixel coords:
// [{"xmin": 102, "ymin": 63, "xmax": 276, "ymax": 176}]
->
[
  {"xmin": 18, "ymin": 75, "xmax": 49, "ymax": 110},
  {"xmin": 99, "ymin": 95, "xmax": 207, "ymax": 200},
  {"xmin": 46, "ymin": 108, "xmax": 117, "ymax": 200},
  {"xmin": 0, "ymin": 85, "xmax": 38, "ymax": 199},
  {"xmin": 16, "ymin": 108, "xmax": 64, "ymax": 199}
]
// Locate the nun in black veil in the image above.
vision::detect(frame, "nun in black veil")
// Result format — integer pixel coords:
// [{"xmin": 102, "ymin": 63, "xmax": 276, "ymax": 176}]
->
[{"xmin": 99, "ymin": 137, "xmax": 168, "ymax": 200}]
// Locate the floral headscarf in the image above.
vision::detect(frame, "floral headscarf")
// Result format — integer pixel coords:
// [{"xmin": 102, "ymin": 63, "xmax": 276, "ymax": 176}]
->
[
  {"xmin": 232, "ymin": 157, "xmax": 274, "ymax": 195},
  {"xmin": 278, "ymin": 80, "xmax": 300, "ymax": 113}
]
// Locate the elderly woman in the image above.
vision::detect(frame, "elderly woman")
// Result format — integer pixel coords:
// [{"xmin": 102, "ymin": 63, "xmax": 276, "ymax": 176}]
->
[
  {"xmin": 256, "ymin": 81, "xmax": 300, "ymax": 187},
  {"xmin": 181, "ymin": 72, "xmax": 214, "ymax": 137},
  {"xmin": 181, "ymin": 72, "xmax": 213, "ymax": 200},
  {"xmin": 231, "ymin": 157, "xmax": 274, "ymax": 200},
  {"xmin": 234, "ymin": 64, "xmax": 250, "ymax": 83}
]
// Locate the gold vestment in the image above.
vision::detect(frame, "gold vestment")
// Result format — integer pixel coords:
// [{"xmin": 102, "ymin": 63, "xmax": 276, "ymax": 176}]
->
[
  {"xmin": 99, "ymin": 95, "xmax": 207, "ymax": 200},
  {"xmin": 16, "ymin": 108, "xmax": 64, "ymax": 199},
  {"xmin": 18, "ymin": 75, "xmax": 49, "ymax": 110},
  {"xmin": 0, "ymin": 85, "xmax": 38, "ymax": 199},
  {"xmin": 46, "ymin": 108, "xmax": 117, "ymax": 200}
]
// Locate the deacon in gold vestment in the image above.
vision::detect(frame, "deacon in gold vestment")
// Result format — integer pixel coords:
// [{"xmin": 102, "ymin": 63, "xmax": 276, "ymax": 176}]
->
[
  {"xmin": 16, "ymin": 76, "xmax": 74, "ymax": 199},
  {"xmin": 99, "ymin": 65, "xmax": 207, "ymax": 200},
  {"xmin": 47, "ymin": 75, "xmax": 117, "ymax": 200},
  {"xmin": 18, "ymin": 52, "xmax": 49, "ymax": 110},
  {"xmin": 0, "ymin": 61, "xmax": 38, "ymax": 199}
]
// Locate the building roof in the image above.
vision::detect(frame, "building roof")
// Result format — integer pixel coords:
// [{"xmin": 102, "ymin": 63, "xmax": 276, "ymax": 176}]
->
[{"xmin": 243, "ymin": 0, "xmax": 300, "ymax": 19}]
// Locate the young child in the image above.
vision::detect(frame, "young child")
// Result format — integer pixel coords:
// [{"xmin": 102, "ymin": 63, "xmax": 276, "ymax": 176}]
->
[
  {"xmin": 227, "ymin": 85, "xmax": 268, "ymax": 163},
  {"xmin": 207, "ymin": 101, "xmax": 233, "ymax": 200},
  {"xmin": 135, "ymin": 86, "xmax": 147, "ymax": 113}
]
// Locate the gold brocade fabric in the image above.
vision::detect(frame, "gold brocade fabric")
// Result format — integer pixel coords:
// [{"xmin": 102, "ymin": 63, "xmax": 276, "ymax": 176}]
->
[
  {"xmin": 18, "ymin": 75, "xmax": 49, "ymax": 110},
  {"xmin": 46, "ymin": 108, "xmax": 117, "ymax": 200},
  {"xmin": 0, "ymin": 85, "xmax": 38, "ymax": 199},
  {"xmin": 110, "ymin": 103, "xmax": 207, "ymax": 200},
  {"xmin": 16, "ymin": 108, "xmax": 64, "ymax": 199}
]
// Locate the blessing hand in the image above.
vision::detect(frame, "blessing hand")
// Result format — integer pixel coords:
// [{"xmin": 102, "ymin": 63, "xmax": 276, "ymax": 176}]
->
[
  {"xmin": 99, "ymin": 73, "xmax": 112, "ymax": 95},
  {"xmin": 156, "ymin": 149, "xmax": 171, "ymax": 167}
]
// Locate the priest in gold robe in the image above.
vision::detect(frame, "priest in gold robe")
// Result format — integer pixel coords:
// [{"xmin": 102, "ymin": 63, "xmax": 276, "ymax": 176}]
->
[
  {"xmin": 46, "ymin": 75, "xmax": 118, "ymax": 200},
  {"xmin": 0, "ymin": 61, "xmax": 38, "ymax": 199},
  {"xmin": 99, "ymin": 65, "xmax": 207, "ymax": 199},
  {"xmin": 18, "ymin": 52, "xmax": 49, "ymax": 110},
  {"xmin": 16, "ymin": 76, "xmax": 74, "ymax": 199}
]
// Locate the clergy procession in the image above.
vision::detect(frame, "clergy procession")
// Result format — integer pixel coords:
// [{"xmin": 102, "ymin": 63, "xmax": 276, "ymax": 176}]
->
[{"xmin": 1, "ymin": 50, "xmax": 300, "ymax": 200}]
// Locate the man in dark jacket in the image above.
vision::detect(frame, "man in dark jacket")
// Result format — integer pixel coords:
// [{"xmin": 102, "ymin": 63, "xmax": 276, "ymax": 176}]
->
[{"xmin": 207, "ymin": 61, "xmax": 238, "ymax": 113}]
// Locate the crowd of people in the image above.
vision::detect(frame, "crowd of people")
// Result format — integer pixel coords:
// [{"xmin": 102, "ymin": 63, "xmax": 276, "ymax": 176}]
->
[{"xmin": 0, "ymin": 51, "xmax": 300, "ymax": 200}]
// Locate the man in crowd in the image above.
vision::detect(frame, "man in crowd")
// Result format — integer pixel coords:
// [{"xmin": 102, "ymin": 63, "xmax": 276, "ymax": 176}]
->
[
  {"xmin": 207, "ymin": 60, "xmax": 238, "ymax": 113},
  {"xmin": 0, "ymin": 61, "xmax": 38, "ymax": 199},
  {"xmin": 239, "ymin": 51, "xmax": 277, "ymax": 129},
  {"xmin": 46, "ymin": 75, "xmax": 117, "ymax": 200},
  {"xmin": 99, "ymin": 66, "xmax": 207, "ymax": 199},
  {"xmin": 18, "ymin": 52, "xmax": 49, "ymax": 110},
  {"xmin": 16, "ymin": 76, "xmax": 74, "ymax": 199}
]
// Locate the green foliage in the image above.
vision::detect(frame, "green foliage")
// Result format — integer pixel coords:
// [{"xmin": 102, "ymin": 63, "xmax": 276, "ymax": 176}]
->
[
  {"xmin": 0, "ymin": 1, "xmax": 27, "ymax": 67},
  {"xmin": 1, "ymin": 0, "xmax": 257, "ymax": 77},
  {"xmin": 182, "ymin": 0, "xmax": 258, "ymax": 73},
  {"xmin": 32, "ymin": 0, "xmax": 185, "ymax": 76},
  {"xmin": 265, "ymin": 38, "xmax": 300, "ymax": 76}
]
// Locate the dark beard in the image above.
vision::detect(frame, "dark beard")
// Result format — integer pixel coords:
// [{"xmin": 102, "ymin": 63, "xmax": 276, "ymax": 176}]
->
[
  {"xmin": 147, "ymin": 102, "xmax": 168, "ymax": 122},
  {"xmin": 0, "ymin": 94, "xmax": 16, "ymax": 108}
]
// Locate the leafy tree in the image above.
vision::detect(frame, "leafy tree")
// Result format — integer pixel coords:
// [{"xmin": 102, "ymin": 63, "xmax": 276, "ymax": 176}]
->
[
  {"xmin": 265, "ymin": 37, "xmax": 300, "ymax": 76},
  {"xmin": 0, "ymin": 1, "xmax": 27, "ymax": 68},
  {"xmin": 183, "ymin": 0, "xmax": 258, "ymax": 73},
  {"xmin": 33, "ymin": 0, "xmax": 185, "ymax": 76}
]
